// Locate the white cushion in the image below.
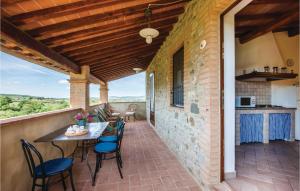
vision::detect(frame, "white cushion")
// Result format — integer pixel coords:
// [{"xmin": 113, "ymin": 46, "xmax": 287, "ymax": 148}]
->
[{"xmin": 125, "ymin": 112, "xmax": 135, "ymax": 115}]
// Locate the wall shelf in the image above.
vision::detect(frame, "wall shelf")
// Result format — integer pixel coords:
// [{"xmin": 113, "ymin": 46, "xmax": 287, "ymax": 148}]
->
[{"xmin": 236, "ymin": 71, "xmax": 298, "ymax": 82}]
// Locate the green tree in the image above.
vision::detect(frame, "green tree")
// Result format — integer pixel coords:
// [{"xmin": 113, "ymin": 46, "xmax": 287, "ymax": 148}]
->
[{"xmin": 0, "ymin": 96, "xmax": 12, "ymax": 110}]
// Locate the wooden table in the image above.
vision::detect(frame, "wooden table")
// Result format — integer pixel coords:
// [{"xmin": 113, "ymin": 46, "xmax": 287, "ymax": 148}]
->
[{"xmin": 35, "ymin": 122, "xmax": 109, "ymax": 184}]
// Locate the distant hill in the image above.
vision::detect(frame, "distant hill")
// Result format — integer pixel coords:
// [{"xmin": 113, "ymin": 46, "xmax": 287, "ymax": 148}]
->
[
  {"xmin": 0, "ymin": 94, "xmax": 145, "ymax": 102},
  {"xmin": 0, "ymin": 94, "xmax": 68, "ymax": 100},
  {"xmin": 109, "ymin": 96, "xmax": 145, "ymax": 102}
]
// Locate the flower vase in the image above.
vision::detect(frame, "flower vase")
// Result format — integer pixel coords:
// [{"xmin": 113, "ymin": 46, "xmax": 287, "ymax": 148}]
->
[{"xmin": 77, "ymin": 120, "xmax": 86, "ymax": 127}]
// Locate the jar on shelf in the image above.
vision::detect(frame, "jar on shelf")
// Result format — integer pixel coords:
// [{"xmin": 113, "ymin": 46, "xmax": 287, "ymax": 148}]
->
[
  {"xmin": 264, "ymin": 66, "xmax": 270, "ymax": 72},
  {"xmin": 273, "ymin": 67, "xmax": 278, "ymax": 73},
  {"xmin": 281, "ymin": 67, "xmax": 287, "ymax": 73}
]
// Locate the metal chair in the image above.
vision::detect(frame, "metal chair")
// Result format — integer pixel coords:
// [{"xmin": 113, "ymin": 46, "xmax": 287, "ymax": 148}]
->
[
  {"xmin": 20, "ymin": 139, "xmax": 76, "ymax": 191},
  {"xmin": 125, "ymin": 104, "xmax": 137, "ymax": 121},
  {"xmin": 92, "ymin": 121, "xmax": 125, "ymax": 185}
]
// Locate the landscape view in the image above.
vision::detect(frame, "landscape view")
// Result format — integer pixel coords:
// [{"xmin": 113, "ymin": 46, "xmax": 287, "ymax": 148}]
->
[{"xmin": 0, "ymin": 94, "xmax": 145, "ymax": 119}]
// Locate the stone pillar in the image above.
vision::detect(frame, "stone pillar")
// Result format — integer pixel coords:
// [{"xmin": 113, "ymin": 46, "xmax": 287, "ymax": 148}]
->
[
  {"xmin": 69, "ymin": 65, "xmax": 90, "ymax": 111},
  {"xmin": 100, "ymin": 83, "xmax": 108, "ymax": 103}
]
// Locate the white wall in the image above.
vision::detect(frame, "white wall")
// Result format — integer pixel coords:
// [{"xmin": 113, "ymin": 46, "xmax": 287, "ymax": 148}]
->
[
  {"xmin": 271, "ymin": 85, "xmax": 298, "ymax": 107},
  {"xmin": 223, "ymin": 0, "xmax": 253, "ymax": 179}
]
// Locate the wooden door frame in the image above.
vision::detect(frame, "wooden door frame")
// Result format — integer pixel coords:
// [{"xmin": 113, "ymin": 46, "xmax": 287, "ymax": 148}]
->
[{"xmin": 220, "ymin": 0, "xmax": 242, "ymax": 181}]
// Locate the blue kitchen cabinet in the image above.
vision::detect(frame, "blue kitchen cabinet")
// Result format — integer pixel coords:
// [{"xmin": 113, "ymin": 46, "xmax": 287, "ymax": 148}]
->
[
  {"xmin": 240, "ymin": 114, "xmax": 264, "ymax": 143},
  {"xmin": 269, "ymin": 113, "xmax": 291, "ymax": 140}
]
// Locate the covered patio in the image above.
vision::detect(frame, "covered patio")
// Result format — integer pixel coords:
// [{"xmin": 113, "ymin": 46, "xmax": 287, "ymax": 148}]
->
[{"xmin": 1, "ymin": 0, "xmax": 299, "ymax": 191}]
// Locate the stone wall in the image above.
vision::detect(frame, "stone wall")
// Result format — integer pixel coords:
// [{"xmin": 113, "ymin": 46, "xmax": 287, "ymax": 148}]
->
[
  {"xmin": 146, "ymin": 0, "xmax": 234, "ymax": 189},
  {"xmin": 0, "ymin": 108, "xmax": 81, "ymax": 191}
]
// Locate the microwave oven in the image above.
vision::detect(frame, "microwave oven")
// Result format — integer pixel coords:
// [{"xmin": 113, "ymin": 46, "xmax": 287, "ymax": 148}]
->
[{"xmin": 235, "ymin": 96, "xmax": 256, "ymax": 107}]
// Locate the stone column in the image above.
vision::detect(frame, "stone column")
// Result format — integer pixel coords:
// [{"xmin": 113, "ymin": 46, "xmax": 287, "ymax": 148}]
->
[
  {"xmin": 69, "ymin": 65, "xmax": 90, "ymax": 111},
  {"xmin": 100, "ymin": 83, "xmax": 108, "ymax": 103}
]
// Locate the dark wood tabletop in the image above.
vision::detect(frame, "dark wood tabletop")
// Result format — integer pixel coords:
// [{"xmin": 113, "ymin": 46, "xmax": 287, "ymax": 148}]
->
[{"xmin": 34, "ymin": 122, "xmax": 109, "ymax": 142}]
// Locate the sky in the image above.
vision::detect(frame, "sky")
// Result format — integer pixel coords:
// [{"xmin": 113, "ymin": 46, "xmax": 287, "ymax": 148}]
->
[{"xmin": 0, "ymin": 52, "xmax": 145, "ymax": 98}]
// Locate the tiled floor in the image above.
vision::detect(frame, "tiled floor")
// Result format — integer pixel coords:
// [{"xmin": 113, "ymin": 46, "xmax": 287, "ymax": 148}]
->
[
  {"xmin": 227, "ymin": 141, "xmax": 300, "ymax": 191},
  {"xmin": 52, "ymin": 121, "xmax": 201, "ymax": 191}
]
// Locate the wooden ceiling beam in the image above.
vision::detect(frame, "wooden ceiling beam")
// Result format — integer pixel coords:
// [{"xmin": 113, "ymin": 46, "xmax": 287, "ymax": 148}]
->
[
  {"xmin": 27, "ymin": 0, "xmax": 185, "ymax": 37},
  {"xmin": 90, "ymin": 56, "xmax": 153, "ymax": 70},
  {"xmin": 97, "ymin": 70, "xmax": 139, "ymax": 82},
  {"xmin": 288, "ymin": 28, "xmax": 299, "ymax": 37},
  {"xmin": 86, "ymin": 54, "xmax": 155, "ymax": 68},
  {"xmin": 239, "ymin": 10, "xmax": 299, "ymax": 43},
  {"xmin": 1, "ymin": 0, "xmax": 31, "ymax": 6},
  {"xmin": 77, "ymin": 46, "xmax": 159, "ymax": 64},
  {"xmin": 0, "ymin": 18, "xmax": 80, "ymax": 73},
  {"xmin": 46, "ymin": 18, "xmax": 176, "ymax": 48},
  {"xmin": 79, "ymin": 50, "xmax": 156, "ymax": 66},
  {"xmin": 236, "ymin": 13, "xmax": 280, "ymax": 21},
  {"xmin": 94, "ymin": 68, "xmax": 142, "ymax": 79},
  {"xmin": 52, "ymin": 24, "xmax": 172, "ymax": 51},
  {"xmin": 73, "ymin": 40, "xmax": 162, "ymax": 62},
  {"xmin": 250, "ymin": 0, "xmax": 297, "ymax": 4},
  {"xmin": 39, "ymin": 7, "xmax": 183, "ymax": 42},
  {"xmin": 92, "ymin": 62, "xmax": 147, "ymax": 74},
  {"xmin": 61, "ymin": 30, "xmax": 169, "ymax": 56},
  {"xmin": 11, "ymin": 0, "xmax": 132, "ymax": 25}
]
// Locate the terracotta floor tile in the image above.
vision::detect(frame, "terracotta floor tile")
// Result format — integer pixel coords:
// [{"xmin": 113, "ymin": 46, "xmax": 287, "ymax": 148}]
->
[{"xmin": 227, "ymin": 141, "xmax": 299, "ymax": 191}]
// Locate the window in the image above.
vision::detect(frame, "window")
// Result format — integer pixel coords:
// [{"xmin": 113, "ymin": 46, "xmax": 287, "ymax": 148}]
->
[
  {"xmin": 172, "ymin": 47, "xmax": 184, "ymax": 107},
  {"xmin": 89, "ymin": 83, "xmax": 100, "ymax": 106}
]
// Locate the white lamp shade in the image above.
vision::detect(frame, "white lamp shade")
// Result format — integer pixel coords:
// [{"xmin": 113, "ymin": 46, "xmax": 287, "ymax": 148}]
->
[{"xmin": 139, "ymin": 28, "xmax": 159, "ymax": 44}]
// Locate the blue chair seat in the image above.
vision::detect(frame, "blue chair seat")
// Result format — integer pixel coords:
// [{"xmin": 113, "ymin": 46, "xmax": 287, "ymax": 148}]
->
[
  {"xmin": 95, "ymin": 142, "xmax": 117, "ymax": 153},
  {"xmin": 99, "ymin": 135, "xmax": 117, "ymax": 142},
  {"xmin": 35, "ymin": 158, "xmax": 73, "ymax": 177}
]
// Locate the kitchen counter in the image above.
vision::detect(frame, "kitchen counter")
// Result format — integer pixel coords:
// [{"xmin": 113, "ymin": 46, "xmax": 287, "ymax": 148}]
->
[
  {"xmin": 235, "ymin": 107, "xmax": 295, "ymax": 145},
  {"xmin": 236, "ymin": 107, "xmax": 296, "ymax": 110}
]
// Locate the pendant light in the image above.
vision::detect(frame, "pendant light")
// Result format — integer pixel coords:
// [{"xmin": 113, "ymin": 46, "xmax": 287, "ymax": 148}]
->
[{"xmin": 139, "ymin": 7, "xmax": 159, "ymax": 44}]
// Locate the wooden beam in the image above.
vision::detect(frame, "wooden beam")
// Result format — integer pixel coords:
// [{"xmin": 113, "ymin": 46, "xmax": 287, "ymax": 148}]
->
[
  {"xmin": 11, "ymin": 0, "xmax": 131, "ymax": 25},
  {"xmin": 88, "ymin": 56, "xmax": 154, "ymax": 70},
  {"xmin": 1, "ymin": 0, "xmax": 31, "ymax": 6},
  {"xmin": 92, "ymin": 63, "xmax": 147, "ymax": 74},
  {"xmin": 27, "ymin": 0, "xmax": 185, "ymax": 37},
  {"xmin": 79, "ymin": 50, "xmax": 156, "ymax": 66},
  {"xmin": 240, "ymin": 10, "xmax": 299, "ymax": 43},
  {"xmin": 77, "ymin": 45, "xmax": 159, "ymax": 64},
  {"xmin": 46, "ymin": 18, "xmax": 176, "ymax": 48},
  {"xmin": 72, "ymin": 40, "xmax": 163, "ymax": 62},
  {"xmin": 251, "ymin": 0, "xmax": 297, "ymax": 4},
  {"xmin": 97, "ymin": 70, "xmax": 139, "ymax": 82},
  {"xmin": 236, "ymin": 13, "xmax": 280, "ymax": 21},
  {"xmin": 0, "ymin": 18, "xmax": 80, "ymax": 73},
  {"xmin": 95, "ymin": 68, "xmax": 144, "ymax": 79},
  {"xmin": 39, "ymin": 7, "xmax": 183, "ymax": 42},
  {"xmin": 61, "ymin": 30, "xmax": 169, "ymax": 56},
  {"xmin": 51, "ymin": 24, "xmax": 172, "ymax": 50},
  {"xmin": 288, "ymin": 28, "xmax": 299, "ymax": 37},
  {"xmin": 91, "ymin": 57, "xmax": 153, "ymax": 71}
]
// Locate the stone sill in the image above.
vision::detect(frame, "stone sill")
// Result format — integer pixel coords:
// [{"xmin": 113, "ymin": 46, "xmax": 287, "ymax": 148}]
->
[
  {"xmin": 109, "ymin": 101, "xmax": 146, "ymax": 103},
  {"xmin": 0, "ymin": 107, "xmax": 82, "ymax": 127}
]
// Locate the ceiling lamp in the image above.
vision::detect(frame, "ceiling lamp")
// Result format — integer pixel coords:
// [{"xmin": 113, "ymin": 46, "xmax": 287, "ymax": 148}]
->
[
  {"xmin": 133, "ymin": 67, "xmax": 143, "ymax": 73},
  {"xmin": 139, "ymin": 7, "xmax": 159, "ymax": 44}
]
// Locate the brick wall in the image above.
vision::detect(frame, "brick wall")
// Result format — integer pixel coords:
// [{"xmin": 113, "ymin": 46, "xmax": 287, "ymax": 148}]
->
[{"xmin": 145, "ymin": 0, "xmax": 234, "ymax": 189}]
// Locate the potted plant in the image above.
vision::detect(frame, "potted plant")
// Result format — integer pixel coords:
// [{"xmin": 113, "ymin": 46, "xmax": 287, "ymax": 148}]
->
[{"xmin": 74, "ymin": 112, "xmax": 94, "ymax": 127}]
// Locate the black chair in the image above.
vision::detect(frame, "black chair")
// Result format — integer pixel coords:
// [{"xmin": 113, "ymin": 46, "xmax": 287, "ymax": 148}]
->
[
  {"xmin": 92, "ymin": 121, "xmax": 125, "ymax": 185},
  {"xmin": 20, "ymin": 139, "xmax": 76, "ymax": 191}
]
